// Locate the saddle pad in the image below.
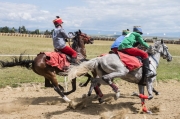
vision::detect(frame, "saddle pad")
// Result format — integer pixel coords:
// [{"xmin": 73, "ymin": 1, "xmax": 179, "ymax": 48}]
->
[
  {"xmin": 117, "ymin": 51, "xmax": 142, "ymax": 71},
  {"xmin": 44, "ymin": 52, "xmax": 70, "ymax": 71}
]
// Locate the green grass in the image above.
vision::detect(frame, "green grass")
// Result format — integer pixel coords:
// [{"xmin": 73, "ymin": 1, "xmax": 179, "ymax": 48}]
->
[{"xmin": 0, "ymin": 36, "xmax": 180, "ymax": 88}]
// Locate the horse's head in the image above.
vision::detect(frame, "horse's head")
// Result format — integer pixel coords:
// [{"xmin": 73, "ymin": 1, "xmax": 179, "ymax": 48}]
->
[
  {"xmin": 74, "ymin": 29, "xmax": 94, "ymax": 44},
  {"xmin": 154, "ymin": 39, "xmax": 172, "ymax": 62},
  {"xmin": 69, "ymin": 30, "xmax": 94, "ymax": 60}
]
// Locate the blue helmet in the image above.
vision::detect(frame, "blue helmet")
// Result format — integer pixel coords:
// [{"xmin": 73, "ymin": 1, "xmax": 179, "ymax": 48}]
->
[{"xmin": 133, "ymin": 26, "xmax": 143, "ymax": 35}]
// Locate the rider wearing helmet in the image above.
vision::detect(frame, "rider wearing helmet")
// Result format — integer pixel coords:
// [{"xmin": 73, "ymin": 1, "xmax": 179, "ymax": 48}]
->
[
  {"xmin": 52, "ymin": 16, "xmax": 78, "ymax": 64},
  {"xmin": 111, "ymin": 29, "xmax": 129, "ymax": 53},
  {"xmin": 118, "ymin": 26, "xmax": 156, "ymax": 78}
]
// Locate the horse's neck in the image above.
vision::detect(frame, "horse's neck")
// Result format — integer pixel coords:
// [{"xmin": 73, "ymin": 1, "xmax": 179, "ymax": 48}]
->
[
  {"xmin": 72, "ymin": 38, "xmax": 87, "ymax": 60},
  {"xmin": 76, "ymin": 47, "xmax": 86, "ymax": 60},
  {"xmin": 150, "ymin": 52, "xmax": 160, "ymax": 67}
]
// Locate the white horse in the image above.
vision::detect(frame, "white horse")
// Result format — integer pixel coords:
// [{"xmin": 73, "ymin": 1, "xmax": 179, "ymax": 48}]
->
[{"xmin": 68, "ymin": 39, "xmax": 172, "ymax": 113}]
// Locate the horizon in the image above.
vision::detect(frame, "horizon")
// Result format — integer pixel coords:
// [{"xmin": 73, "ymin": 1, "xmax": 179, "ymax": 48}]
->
[{"xmin": 0, "ymin": 25, "xmax": 179, "ymax": 39}]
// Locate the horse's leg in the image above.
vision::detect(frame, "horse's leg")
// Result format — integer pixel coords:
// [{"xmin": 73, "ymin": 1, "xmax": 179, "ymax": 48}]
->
[
  {"xmin": 32, "ymin": 62, "xmax": 53, "ymax": 88},
  {"xmin": 101, "ymin": 72, "xmax": 128, "ymax": 99},
  {"xmin": 90, "ymin": 70, "xmax": 105, "ymax": 102},
  {"xmin": 90, "ymin": 70, "xmax": 104, "ymax": 100},
  {"xmin": 45, "ymin": 77, "xmax": 70, "ymax": 90},
  {"xmin": 138, "ymin": 85, "xmax": 152, "ymax": 114},
  {"xmin": 153, "ymin": 87, "xmax": 159, "ymax": 95},
  {"xmin": 79, "ymin": 70, "xmax": 104, "ymax": 101},
  {"xmin": 79, "ymin": 70, "xmax": 97, "ymax": 87},
  {"xmin": 45, "ymin": 73, "xmax": 71, "ymax": 103},
  {"xmin": 146, "ymin": 78, "xmax": 154, "ymax": 99},
  {"xmin": 79, "ymin": 73, "xmax": 91, "ymax": 87},
  {"xmin": 101, "ymin": 70, "xmax": 130, "ymax": 99},
  {"xmin": 63, "ymin": 78, "xmax": 77, "ymax": 95},
  {"xmin": 85, "ymin": 78, "xmax": 104, "ymax": 103},
  {"xmin": 94, "ymin": 83, "xmax": 104, "ymax": 103},
  {"xmin": 45, "ymin": 78, "xmax": 53, "ymax": 87}
]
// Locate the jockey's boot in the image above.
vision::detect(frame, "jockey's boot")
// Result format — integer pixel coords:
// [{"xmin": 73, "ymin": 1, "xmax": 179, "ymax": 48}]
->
[
  {"xmin": 143, "ymin": 58, "xmax": 156, "ymax": 78},
  {"xmin": 71, "ymin": 57, "xmax": 80, "ymax": 65}
]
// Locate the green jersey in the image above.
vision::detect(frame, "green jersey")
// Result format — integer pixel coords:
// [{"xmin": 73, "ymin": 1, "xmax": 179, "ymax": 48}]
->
[{"xmin": 118, "ymin": 32, "xmax": 149, "ymax": 50}]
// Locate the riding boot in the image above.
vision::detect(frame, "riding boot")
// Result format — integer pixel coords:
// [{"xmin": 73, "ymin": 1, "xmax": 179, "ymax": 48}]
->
[
  {"xmin": 71, "ymin": 57, "xmax": 79, "ymax": 65},
  {"xmin": 143, "ymin": 58, "xmax": 156, "ymax": 78}
]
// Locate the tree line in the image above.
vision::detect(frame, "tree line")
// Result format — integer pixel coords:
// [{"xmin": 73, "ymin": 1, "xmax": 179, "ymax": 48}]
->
[{"xmin": 0, "ymin": 26, "xmax": 52, "ymax": 35}]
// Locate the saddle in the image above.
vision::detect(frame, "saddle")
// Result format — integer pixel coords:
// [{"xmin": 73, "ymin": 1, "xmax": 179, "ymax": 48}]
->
[
  {"xmin": 54, "ymin": 49, "xmax": 72, "ymax": 63},
  {"xmin": 116, "ymin": 51, "xmax": 143, "ymax": 71},
  {"xmin": 43, "ymin": 50, "xmax": 87, "ymax": 71},
  {"xmin": 40, "ymin": 52, "xmax": 70, "ymax": 71}
]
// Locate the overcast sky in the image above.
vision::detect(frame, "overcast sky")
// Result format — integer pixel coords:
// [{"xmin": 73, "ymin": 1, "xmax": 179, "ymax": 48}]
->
[{"xmin": 0, "ymin": 0, "xmax": 180, "ymax": 36}]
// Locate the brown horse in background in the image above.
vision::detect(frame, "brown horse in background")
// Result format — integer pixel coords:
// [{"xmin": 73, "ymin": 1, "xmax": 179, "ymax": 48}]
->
[{"xmin": 0, "ymin": 29, "xmax": 94, "ymax": 103}]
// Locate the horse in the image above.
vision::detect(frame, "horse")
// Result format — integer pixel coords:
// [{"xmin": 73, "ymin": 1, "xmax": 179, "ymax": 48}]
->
[
  {"xmin": 44, "ymin": 29, "xmax": 94, "ymax": 88},
  {"xmin": 67, "ymin": 39, "xmax": 172, "ymax": 113},
  {"xmin": 0, "ymin": 29, "xmax": 94, "ymax": 103}
]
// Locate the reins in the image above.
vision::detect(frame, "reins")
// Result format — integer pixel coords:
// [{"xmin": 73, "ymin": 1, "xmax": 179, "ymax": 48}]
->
[
  {"xmin": 150, "ymin": 43, "xmax": 169, "ymax": 68},
  {"xmin": 79, "ymin": 33, "xmax": 91, "ymax": 43}
]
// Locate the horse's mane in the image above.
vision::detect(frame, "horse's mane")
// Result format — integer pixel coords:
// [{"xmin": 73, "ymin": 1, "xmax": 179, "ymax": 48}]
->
[
  {"xmin": 71, "ymin": 37, "xmax": 79, "ymax": 50},
  {"xmin": 0, "ymin": 53, "xmax": 33, "ymax": 69},
  {"xmin": 71, "ymin": 31, "xmax": 82, "ymax": 50}
]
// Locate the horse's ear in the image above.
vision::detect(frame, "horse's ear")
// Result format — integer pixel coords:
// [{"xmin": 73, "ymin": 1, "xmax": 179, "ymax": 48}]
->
[
  {"xmin": 161, "ymin": 39, "xmax": 164, "ymax": 44},
  {"xmin": 79, "ymin": 29, "xmax": 81, "ymax": 33}
]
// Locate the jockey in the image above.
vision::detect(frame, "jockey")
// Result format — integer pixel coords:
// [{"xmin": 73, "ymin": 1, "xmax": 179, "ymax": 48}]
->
[
  {"xmin": 52, "ymin": 16, "xmax": 78, "ymax": 64},
  {"xmin": 118, "ymin": 26, "xmax": 156, "ymax": 78},
  {"xmin": 111, "ymin": 29, "xmax": 129, "ymax": 53}
]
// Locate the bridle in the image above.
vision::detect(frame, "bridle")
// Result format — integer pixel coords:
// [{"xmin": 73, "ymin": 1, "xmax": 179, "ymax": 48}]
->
[
  {"xmin": 152, "ymin": 40, "xmax": 172, "ymax": 63},
  {"xmin": 78, "ymin": 33, "xmax": 91, "ymax": 43},
  {"xmin": 150, "ymin": 41, "xmax": 172, "ymax": 68},
  {"xmin": 155, "ymin": 43, "xmax": 170, "ymax": 59}
]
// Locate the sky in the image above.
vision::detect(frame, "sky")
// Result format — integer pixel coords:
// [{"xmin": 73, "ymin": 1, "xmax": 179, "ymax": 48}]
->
[{"xmin": 0, "ymin": 0, "xmax": 180, "ymax": 37}]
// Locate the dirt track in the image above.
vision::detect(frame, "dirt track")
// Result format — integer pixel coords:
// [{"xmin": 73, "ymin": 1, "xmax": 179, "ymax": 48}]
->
[{"xmin": 0, "ymin": 80, "xmax": 180, "ymax": 119}]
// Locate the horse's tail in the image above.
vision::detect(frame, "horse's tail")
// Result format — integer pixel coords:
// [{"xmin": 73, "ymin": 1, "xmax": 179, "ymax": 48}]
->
[
  {"xmin": 68, "ymin": 57, "xmax": 100, "ymax": 82},
  {"xmin": 0, "ymin": 55, "xmax": 34, "ymax": 69}
]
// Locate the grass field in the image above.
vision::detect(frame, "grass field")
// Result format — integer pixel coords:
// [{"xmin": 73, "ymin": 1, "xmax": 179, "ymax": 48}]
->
[{"xmin": 0, "ymin": 36, "xmax": 180, "ymax": 88}]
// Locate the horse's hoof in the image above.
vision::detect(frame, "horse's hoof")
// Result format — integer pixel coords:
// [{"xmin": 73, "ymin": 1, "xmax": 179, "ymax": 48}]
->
[
  {"xmin": 115, "ymin": 91, "xmax": 120, "ymax": 100},
  {"xmin": 82, "ymin": 94, "xmax": 87, "ymax": 98},
  {"xmin": 147, "ymin": 110, "xmax": 152, "ymax": 114},
  {"xmin": 148, "ymin": 95, "xmax": 153, "ymax": 100},
  {"xmin": 79, "ymin": 83, "xmax": 84, "ymax": 87},
  {"xmin": 68, "ymin": 101, "xmax": 76, "ymax": 109},
  {"xmin": 155, "ymin": 92, "xmax": 159, "ymax": 95},
  {"xmin": 87, "ymin": 93, "xmax": 91, "ymax": 96},
  {"xmin": 98, "ymin": 98, "xmax": 105, "ymax": 104}
]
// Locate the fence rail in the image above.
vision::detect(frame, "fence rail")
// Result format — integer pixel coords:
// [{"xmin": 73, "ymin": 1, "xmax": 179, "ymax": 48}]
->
[{"xmin": 0, "ymin": 33, "xmax": 52, "ymax": 38}]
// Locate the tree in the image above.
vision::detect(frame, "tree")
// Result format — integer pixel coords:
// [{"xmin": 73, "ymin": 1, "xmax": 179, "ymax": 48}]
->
[
  {"xmin": 34, "ymin": 29, "xmax": 40, "ymax": 34},
  {"xmin": 1, "ymin": 26, "xmax": 9, "ymax": 33},
  {"xmin": 44, "ymin": 30, "xmax": 51, "ymax": 35},
  {"xmin": 9, "ymin": 27, "xmax": 16, "ymax": 33}
]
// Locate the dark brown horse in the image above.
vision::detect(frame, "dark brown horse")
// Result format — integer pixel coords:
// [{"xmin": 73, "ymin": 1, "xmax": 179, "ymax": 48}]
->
[{"xmin": 0, "ymin": 29, "xmax": 94, "ymax": 103}]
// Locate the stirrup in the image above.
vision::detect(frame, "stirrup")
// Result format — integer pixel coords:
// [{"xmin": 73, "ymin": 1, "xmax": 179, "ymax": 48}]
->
[{"xmin": 145, "ymin": 72, "xmax": 156, "ymax": 78}]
